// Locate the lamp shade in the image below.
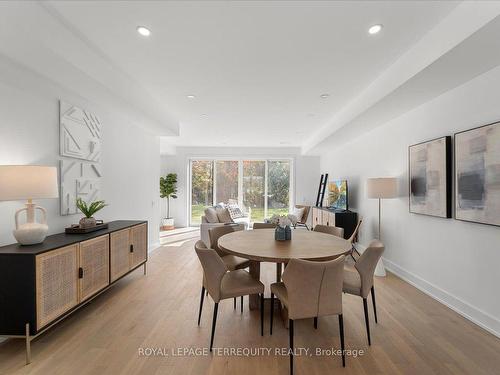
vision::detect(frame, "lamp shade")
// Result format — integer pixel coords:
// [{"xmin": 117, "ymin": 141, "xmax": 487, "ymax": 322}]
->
[
  {"xmin": 0, "ymin": 165, "xmax": 59, "ymax": 201},
  {"xmin": 366, "ymin": 177, "xmax": 398, "ymax": 199}
]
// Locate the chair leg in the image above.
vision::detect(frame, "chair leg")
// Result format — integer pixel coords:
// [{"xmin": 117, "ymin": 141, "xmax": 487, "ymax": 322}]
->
[
  {"xmin": 234, "ymin": 297, "xmax": 236, "ymax": 310},
  {"xmin": 314, "ymin": 317, "xmax": 318, "ymax": 329},
  {"xmin": 270, "ymin": 293, "xmax": 274, "ymax": 335},
  {"xmin": 363, "ymin": 298, "xmax": 371, "ymax": 346},
  {"xmin": 371, "ymin": 286, "xmax": 378, "ymax": 324},
  {"xmin": 289, "ymin": 319, "xmax": 294, "ymax": 375},
  {"xmin": 260, "ymin": 293, "xmax": 264, "ymax": 336},
  {"xmin": 198, "ymin": 286, "xmax": 205, "ymax": 326},
  {"xmin": 210, "ymin": 302, "xmax": 219, "ymax": 351},
  {"xmin": 339, "ymin": 314, "xmax": 345, "ymax": 367},
  {"xmin": 241, "ymin": 296, "xmax": 243, "ymax": 313}
]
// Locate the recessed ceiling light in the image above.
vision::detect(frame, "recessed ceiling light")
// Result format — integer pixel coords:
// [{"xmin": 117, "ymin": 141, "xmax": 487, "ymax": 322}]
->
[
  {"xmin": 187, "ymin": 95, "xmax": 196, "ymax": 99},
  {"xmin": 137, "ymin": 26, "xmax": 151, "ymax": 37},
  {"xmin": 368, "ymin": 24, "xmax": 383, "ymax": 35},
  {"xmin": 320, "ymin": 94, "xmax": 329, "ymax": 99},
  {"xmin": 200, "ymin": 114, "xmax": 208, "ymax": 117}
]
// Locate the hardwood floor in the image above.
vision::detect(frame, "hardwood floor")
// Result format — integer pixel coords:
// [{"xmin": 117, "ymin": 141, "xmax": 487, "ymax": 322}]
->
[{"xmin": 1, "ymin": 238, "xmax": 499, "ymax": 375}]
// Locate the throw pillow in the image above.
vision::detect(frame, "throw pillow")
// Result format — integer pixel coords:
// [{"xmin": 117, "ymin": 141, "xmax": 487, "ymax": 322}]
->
[
  {"xmin": 216, "ymin": 207, "xmax": 234, "ymax": 223},
  {"xmin": 204, "ymin": 207, "xmax": 219, "ymax": 223},
  {"xmin": 291, "ymin": 207, "xmax": 305, "ymax": 222},
  {"xmin": 227, "ymin": 203, "xmax": 244, "ymax": 219}
]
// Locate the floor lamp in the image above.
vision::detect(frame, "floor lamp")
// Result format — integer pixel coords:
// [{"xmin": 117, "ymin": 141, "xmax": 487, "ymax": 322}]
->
[{"xmin": 366, "ymin": 177, "xmax": 398, "ymax": 277}]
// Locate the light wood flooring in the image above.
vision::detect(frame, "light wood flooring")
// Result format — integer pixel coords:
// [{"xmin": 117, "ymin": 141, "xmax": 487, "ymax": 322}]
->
[{"xmin": 1, "ymin": 238, "xmax": 499, "ymax": 375}]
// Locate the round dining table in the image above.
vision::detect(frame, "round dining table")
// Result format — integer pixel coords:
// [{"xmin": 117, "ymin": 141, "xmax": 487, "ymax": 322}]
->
[{"xmin": 218, "ymin": 228, "xmax": 352, "ymax": 310}]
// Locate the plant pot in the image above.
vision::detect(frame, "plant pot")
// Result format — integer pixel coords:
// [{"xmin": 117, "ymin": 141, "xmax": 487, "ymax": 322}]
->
[
  {"xmin": 161, "ymin": 218, "xmax": 175, "ymax": 231},
  {"xmin": 79, "ymin": 217, "xmax": 96, "ymax": 229},
  {"xmin": 275, "ymin": 226, "xmax": 285, "ymax": 241}
]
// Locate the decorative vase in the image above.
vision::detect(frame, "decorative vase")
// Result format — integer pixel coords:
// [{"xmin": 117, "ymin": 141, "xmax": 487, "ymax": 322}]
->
[
  {"xmin": 285, "ymin": 225, "xmax": 292, "ymax": 240},
  {"xmin": 275, "ymin": 226, "xmax": 286, "ymax": 241},
  {"xmin": 79, "ymin": 217, "xmax": 97, "ymax": 229}
]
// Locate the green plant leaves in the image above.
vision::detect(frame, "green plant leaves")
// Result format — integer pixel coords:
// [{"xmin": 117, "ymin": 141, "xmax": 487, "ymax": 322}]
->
[{"xmin": 76, "ymin": 198, "xmax": 107, "ymax": 218}]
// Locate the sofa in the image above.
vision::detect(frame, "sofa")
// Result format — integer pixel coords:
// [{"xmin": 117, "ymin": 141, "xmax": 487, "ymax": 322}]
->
[{"xmin": 200, "ymin": 204, "xmax": 250, "ymax": 247}]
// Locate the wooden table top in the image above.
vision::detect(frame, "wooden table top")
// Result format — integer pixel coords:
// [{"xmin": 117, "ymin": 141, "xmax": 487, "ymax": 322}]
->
[{"xmin": 218, "ymin": 228, "xmax": 351, "ymax": 263}]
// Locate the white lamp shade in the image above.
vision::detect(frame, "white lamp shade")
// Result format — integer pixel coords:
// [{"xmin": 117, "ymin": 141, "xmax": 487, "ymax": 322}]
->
[
  {"xmin": 0, "ymin": 165, "xmax": 59, "ymax": 201},
  {"xmin": 366, "ymin": 177, "xmax": 398, "ymax": 199}
]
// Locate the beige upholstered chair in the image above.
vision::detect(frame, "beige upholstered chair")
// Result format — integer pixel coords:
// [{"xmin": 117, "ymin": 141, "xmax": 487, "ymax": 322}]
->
[
  {"xmin": 208, "ymin": 225, "xmax": 250, "ymax": 271},
  {"xmin": 252, "ymin": 222, "xmax": 277, "ymax": 229},
  {"xmin": 343, "ymin": 239, "xmax": 384, "ymax": 345},
  {"xmin": 294, "ymin": 205, "xmax": 311, "ymax": 230},
  {"xmin": 195, "ymin": 246, "xmax": 265, "ymax": 351},
  {"xmin": 270, "ymin": 256, "xmax": 346, "ymax": 373},
  {"xmin": 195, "ymin": 240, "xmax": 248, "ymax": 311},
  {"xmin": 313, "ymin": 224, "xmax": 344, "ymax": 238}
]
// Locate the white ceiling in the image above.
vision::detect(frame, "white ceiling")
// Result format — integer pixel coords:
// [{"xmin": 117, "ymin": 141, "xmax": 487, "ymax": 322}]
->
[{"xmin": 45, "ymin": 0, "xmax": 459, "ymax": 149}]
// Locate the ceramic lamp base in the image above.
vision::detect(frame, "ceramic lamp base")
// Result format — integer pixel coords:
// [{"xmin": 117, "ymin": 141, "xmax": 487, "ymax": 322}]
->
[
  {"xmin": 13, "ymin": 201, "xmax": 49, "ymax": 245},
  {"xmin": 13, "ymin": 222, "xmax": 48, "ymax": 245}
]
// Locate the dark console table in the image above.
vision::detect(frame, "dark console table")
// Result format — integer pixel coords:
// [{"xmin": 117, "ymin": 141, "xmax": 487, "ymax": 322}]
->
[
  {"xmin": 0, "ymin": 220, "xmax": 148, "ymax": 364},
  {"xmin": 311, "ymin": 207, "xmax": 358, "ymax": 239}
]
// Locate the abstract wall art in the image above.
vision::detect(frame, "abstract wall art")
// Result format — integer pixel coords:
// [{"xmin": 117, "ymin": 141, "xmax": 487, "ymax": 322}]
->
[
  {"xmin": 455, "ymin": 121, "xmax": 500, "ymax": 226},
  {"xmin": 60, "ymin": 160, "xmax": 102, "ymax": 215},
  {"xmin": 409, "ymin": 136, "xmax": 451, "ymax": 218},
  {"xmin": 59, "ymin": 100, "xmax": 103, "ymax": 215},
  {"xmin": 60, "ymin": 101, "xmax": 102, "ymax": 162}
]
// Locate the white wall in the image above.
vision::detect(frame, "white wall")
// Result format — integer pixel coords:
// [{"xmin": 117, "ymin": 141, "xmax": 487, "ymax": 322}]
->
[
  {"xmin": 0, "ymin": 55, "xmax": 160, "ymax": 248},
  {"xmin": 160, "ymin": 147, "xmax": 320, "ymax": 227},
  {"xmin": 319, "ymin": 65, "xmax": 500, "ymax": 337}
]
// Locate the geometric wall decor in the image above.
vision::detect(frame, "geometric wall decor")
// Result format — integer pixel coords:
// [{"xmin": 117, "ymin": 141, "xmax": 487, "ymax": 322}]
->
[
  {"xmin": 60, "ymin": 101, "xmax": 102, "ymax": 162},
  {"xmin": 455, "ymin": 121, "xmax": 500, "ymax": 226},
  {"xmin": 409, "ymin": 136, "xmax": 452, "ymax": 218},
  {"xmin": 60, "ymin": 160, "xmax": 101, "ymax": 215}
]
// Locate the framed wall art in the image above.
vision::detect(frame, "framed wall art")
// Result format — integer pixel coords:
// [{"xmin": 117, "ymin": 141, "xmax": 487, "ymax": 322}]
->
[
  {"xmin": 455, "ymin": 121, "xmax": 500, "ymax": 226},
  {"xmin": 409, "ymin": 136, "xmax": 452, "ymax": 218}
]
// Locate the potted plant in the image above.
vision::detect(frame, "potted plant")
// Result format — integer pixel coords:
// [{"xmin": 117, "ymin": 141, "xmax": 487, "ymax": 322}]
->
[
  {"xmin": 160, "ymin": 173, "xmax": 178, "ymax": 230},
  {"xmin": 76, "ymin": 198, "xmax": 107, "ymax": 228}
]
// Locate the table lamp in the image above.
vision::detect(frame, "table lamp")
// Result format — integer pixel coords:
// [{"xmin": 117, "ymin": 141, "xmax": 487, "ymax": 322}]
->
[
  {"xmin": 366, "ymin": 177, "xmax": 398, "ymax": 276},
  {"xmin": 0, "ymin": 165, "xmax": 59, "ymax": 245}
]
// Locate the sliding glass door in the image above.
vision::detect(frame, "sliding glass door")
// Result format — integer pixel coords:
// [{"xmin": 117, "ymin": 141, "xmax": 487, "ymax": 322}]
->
[
  {"xmin": 267, "ymin": 160, "xmax": 291, "ymax": 218},
  {"xmin": 191, "ymin": 160, "xmax": 214, "ymax": 225},
  {"xmin": 243, "ymin": 161, "xmax": 266, "ymax": 222},
  {"xmin": 190, "ymin": 159, "xmax": 292, "ymax": 226}
]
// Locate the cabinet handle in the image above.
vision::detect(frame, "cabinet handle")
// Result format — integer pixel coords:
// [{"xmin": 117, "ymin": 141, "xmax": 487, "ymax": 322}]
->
[
  {"xmin": 78, "ymin": 267, "xmax": 84, "ymax": 279},
  {"xmin": 130, "ymin": 244, "xmax": 134, "ymax": 253}
]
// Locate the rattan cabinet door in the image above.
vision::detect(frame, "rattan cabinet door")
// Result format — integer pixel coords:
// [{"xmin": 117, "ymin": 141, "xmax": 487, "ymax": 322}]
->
[
  {"xmin": 36, "ymin": 245, "xmax": 79, "ymax": 330},
  {"xmin": 79, "ymin": 235, "xmax": 110, "ymax": 302},
  {"xmin": 130, "ymin": 224, "xmax": 147, "ymax": 269},
  {"xmin": 110, "ymin": 229, "xmax": 130, "ymax": 282}
]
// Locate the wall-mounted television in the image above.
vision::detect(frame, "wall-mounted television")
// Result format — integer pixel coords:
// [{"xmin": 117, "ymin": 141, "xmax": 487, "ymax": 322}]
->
[{"xmin": 327, "ymin": 180, "xmax": 348, "ymax": 211}]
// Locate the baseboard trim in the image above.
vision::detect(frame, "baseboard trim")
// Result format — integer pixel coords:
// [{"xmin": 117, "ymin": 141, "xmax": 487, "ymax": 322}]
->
[
  {"xmin": 148, "ymin": 242, "xmax": 161, "ymax": 253},
  {"xmin": 383, "ymin": 257, "xmax": 500, "ymax": 339}
]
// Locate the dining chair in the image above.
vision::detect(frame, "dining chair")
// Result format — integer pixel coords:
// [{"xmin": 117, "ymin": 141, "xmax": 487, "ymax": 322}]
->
[
  {"xmin": 343, "ymin": 239, "xmax": 384, "ymax": 346},
  {"xmin": 252, "ymin": 222, "xmax": 276, "ymax": 229},
  {"xmin": 313, "ymin": 224, "xmax": 344, "ymax": 238},
  {"xmin": 270, "ymin": 256, "xmax": 346, "ymax": 374},
  {"xmin": 195, "ymin": 246, "xmax": 265, "ymax": 351},
  {"xmin": 347, "ymin": 219, "xmax": 363, "ymax": 260},
  {"xmin": 195, "ymin": 240, "xmax": 248, "ymax": 311},
  {"xmin": 209, "ymin": 225, "xmax": 251, "ymax": 310}
]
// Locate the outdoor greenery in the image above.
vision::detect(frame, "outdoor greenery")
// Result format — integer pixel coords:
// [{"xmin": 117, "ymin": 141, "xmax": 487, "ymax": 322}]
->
[
  {"xmin": 76, "ymin": 198, "xmax": 107, "ymax": 218},
  {"xmin": 160, "ymin": 173, "xmax": 178, "ymax": 218},
  {"xmin": 190, "ymin": 159, "xmax": 290, "ymax": 225}
]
